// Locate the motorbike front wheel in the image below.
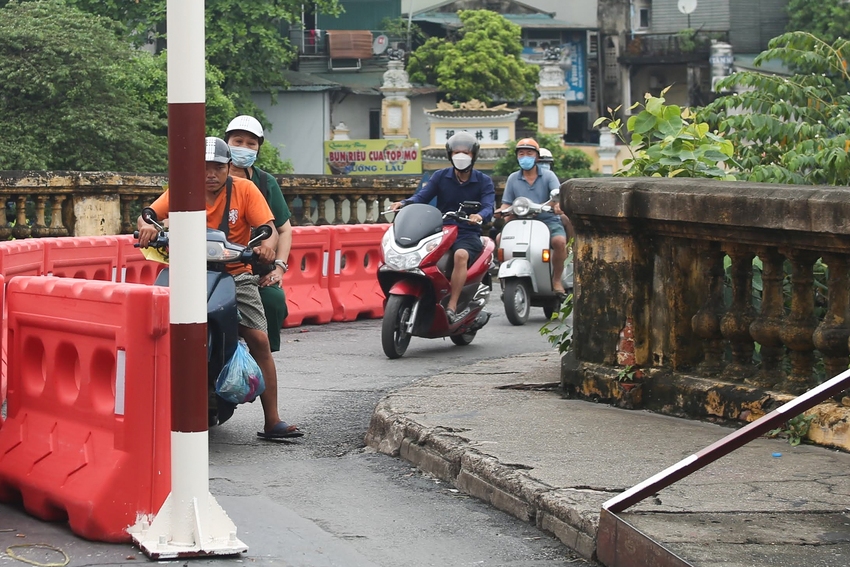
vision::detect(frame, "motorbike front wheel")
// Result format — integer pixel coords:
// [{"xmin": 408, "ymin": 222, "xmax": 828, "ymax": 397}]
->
[
  {"xmin": 382, "ymin": 294, "xmax": 414, "ymax": 359},
  {"xmin": 504, "ymin": 279, "xmax": 531, "ymax": 326},
  {"xmin": 450, "ymin": 331, "xmax": 476, "ymax": 346}
]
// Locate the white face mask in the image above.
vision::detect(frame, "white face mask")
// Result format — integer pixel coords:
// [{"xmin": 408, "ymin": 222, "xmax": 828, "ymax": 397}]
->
[{"xmin": 451, "ymin": 153, "xmax": 473, "ymax": 171}]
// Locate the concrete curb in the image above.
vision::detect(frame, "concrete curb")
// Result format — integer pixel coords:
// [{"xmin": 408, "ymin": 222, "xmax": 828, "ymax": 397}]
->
[{"xmin": 365, "ymin": 400, "xmax": 600, "ymax": 560}]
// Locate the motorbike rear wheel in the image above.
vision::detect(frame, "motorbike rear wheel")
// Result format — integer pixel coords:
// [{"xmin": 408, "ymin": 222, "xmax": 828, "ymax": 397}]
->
[
  {"xmin": 450, "ymin": 331, "xmax": 477, "ymax": 346},
  {"xmin": 504, "ymin": 279, "xmax": 531, "ymax": 326},
  {"xmin": 382, "ymin": 294, "xmax": 414, "ymax": 359}
]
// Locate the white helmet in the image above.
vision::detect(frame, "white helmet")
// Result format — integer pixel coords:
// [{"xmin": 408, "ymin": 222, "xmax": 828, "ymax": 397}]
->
[
  {"xmin": 538, "ymin": 148, "xmax": 554, "ymax": 164},
  {"xmin": 225, "ymin": 115, "xmax": 264, "ymax": 144}
]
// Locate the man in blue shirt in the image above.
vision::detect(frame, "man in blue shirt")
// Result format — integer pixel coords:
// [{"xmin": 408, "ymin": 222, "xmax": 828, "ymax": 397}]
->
[
  {"xmin": 391, "ymin": 131, "xmax": 495, "ymax": 322},
  {"xmin": 496, "ymin": 138, "xmax": 567, "ymax": 295}
]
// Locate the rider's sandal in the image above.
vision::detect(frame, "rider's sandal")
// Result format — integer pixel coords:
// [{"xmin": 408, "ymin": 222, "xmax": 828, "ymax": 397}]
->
[{"xmin": 257, "ymin": 421, "xmax": 304, "ymax": 440}]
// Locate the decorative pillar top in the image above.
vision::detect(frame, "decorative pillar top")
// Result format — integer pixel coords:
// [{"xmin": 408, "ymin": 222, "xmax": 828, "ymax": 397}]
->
[
  {"xmin": 381, "ymin": 60, "xmax": 412, "ymax": 96},
  {"xmin": 537, "ymin": 45, "xmax": 569, "ymax": 99},
  {"xmin": 332, "ymin": 122, "xmax": 350, "ymax": 140}
]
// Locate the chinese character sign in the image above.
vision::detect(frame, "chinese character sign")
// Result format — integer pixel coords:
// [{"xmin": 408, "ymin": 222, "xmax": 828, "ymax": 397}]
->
[
  {"xmin": 324, "ymin": 139, "xmax": 422, "ymax": 175},
  {"xmin": 564, "ymin": 40, "xmax": 585, "ymax": 103},
  {"xmin": 434, "ymin": 127, "xmax": 510, "ymax": 144}
]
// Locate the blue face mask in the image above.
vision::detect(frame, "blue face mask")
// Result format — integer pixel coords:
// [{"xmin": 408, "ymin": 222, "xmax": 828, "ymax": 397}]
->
[
  {"xmin": 229, "ymin": 146, "xmax": 258, "ymax": 168},
  {"xmin": 518, "ymin": 156, "xmax": 537, "ymax": 171},
  {"xmin": 538, "ymin": 163, "xmax": 551, "ymax": 172}
]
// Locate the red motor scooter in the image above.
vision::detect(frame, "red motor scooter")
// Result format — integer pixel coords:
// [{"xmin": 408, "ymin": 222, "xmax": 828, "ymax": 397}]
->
[{"xmin": 378, "ymin": 201, "xmax": 495, "ymax": 359}]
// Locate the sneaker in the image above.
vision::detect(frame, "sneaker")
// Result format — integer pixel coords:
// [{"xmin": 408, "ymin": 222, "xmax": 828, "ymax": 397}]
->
[
  {"xmin": 447, "ymin": 307, "xmax": 468, "ymax": 324},
  {"xmin": 446, "ymin": 308, "xmax": 458, "ymax": 324}
]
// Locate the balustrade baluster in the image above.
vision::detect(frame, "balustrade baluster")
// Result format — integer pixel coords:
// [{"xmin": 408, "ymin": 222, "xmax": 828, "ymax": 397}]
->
[
  {"xmin": 812, "ymin": 254, "xmax": 850, "ymax": 384},
  {"xmin": 363, "ymin": 195, "xmax": 377, "ymax": 223},
  {"xmin": 778, "ymin": 250, "xmax": 819, "ymax": 394},
  {"xmin": 48, "ymin": 195, "xmax": 68, "ymax": 236},
  {"xmin": 315, "ymin": 195, "xmax": 330, "ymax": 225},
  {"xmin": 748, "ymin": 248, "xmax": 786, "ymax": 388},
  {"xmin": 720, "ymin": 245, "xmax": 757, "ymax": 380},
  {"xmin": 31, "ymin": 195, "xmax": 49, "ymax": 237},
  {"xmin": 691, "ymin": 241, "xmax": 726, "ymax": 376},
  {"xmin": 300, "ymin": 195, "xmax": 315, "ymax": 226},
  {"xmin": 12, "ymin": 195, "xmax": 31, "ymax": 239},
  {"xmin": 0, "ymin": 196, "xmax": 11, "ymax": 240},
  {"xmin": 376, "ymin": 197, "xmax": 393, "ymax": 224},
  {"xmin": 331, "ymin": 195, "xmax": 345, "ymax": 225},
  {"xmin": 347, "ymin": 194, "xmax": 361, "ymax": 224}
]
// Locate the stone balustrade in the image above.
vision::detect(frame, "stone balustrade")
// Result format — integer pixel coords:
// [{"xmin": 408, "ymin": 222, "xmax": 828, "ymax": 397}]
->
[
  {"xmin": 0, "ymin": 171, "xmax": 508, "ymax": 238},
  {"xmin": 561, "ymin": 177, "xmax": 850, "ymax": 431}
]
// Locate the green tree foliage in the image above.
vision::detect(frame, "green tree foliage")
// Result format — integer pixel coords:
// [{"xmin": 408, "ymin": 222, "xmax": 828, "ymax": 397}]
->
[
  {"xmin": 699, "ymin": 32, "xmax": 850, "ymax": 185},
  {"xmin": 786, "ymin": 0, "xmax": 850, "ymax": 44},
  {"xmin": 558, "ymin": 149, "xmax": 594, "ymax": 180},
  {"xmin": 0, "ymin": 0, "xmax": 167, "ymax": 171},
  {"xmin": 597, "ymin": 88, "xmax": 736, "ymax": 179},
  {"xmin": 492, "ymin": 132, "xmax": 593, "ymax": 181},
  {"xmin": 59, "ymin": 0, "xmax": 341, "ymax": 110},
  {"xmin": 114, "ymin": 52, "xmax": 237, "ymax": 139},
  {"xmin": 407, "ymin": 10, "xmax": 538, "ymax": 104},
  {"xmin": 378, "ymin": 16, "xmax": 426, "ymax": 50}
]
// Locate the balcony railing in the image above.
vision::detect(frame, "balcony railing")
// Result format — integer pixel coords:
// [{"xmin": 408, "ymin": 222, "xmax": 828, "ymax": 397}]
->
[{"xmin": 621, "ymin": 30, "xmax": 730, "ymax": 63}]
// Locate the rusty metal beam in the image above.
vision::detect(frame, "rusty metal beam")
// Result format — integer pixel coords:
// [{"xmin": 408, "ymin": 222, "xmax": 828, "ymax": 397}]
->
[
  {"xmin": 596, "ymin": 368, "xmax": 850, "ymax": 566},
  {"xmin": 597, "ymin": 509, "xmax": 693, "ymax": 567}
]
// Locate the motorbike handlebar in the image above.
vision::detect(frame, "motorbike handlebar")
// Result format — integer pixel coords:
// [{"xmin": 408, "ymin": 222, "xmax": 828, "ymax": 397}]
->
[{"xmin": 442, "ymin": 211, "xmax": 482, "ymax": 225}]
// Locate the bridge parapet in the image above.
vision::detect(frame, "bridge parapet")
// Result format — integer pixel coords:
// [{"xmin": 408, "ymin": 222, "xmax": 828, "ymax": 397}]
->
[
  {"xmin": 0, "ymin": 171, "xmax": 510, "ymax": 238},
  {"xmin": 562, "ymin": 177, "xmax": 850, "ymax": 442}
]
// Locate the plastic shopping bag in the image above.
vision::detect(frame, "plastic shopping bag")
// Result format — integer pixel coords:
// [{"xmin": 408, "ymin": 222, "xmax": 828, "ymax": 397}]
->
[{"xmin": 215, "ymin": 341, "xmax": 265, "ymax": 404}]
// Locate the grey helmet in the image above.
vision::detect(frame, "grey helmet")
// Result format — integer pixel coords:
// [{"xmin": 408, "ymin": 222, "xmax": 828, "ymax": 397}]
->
[
  {"xmin": 445, "ymin": 131, "xmax": 480, "ymax": 167},
  {"xmin": 205, "ymin": 137, "xmax": 231, "ymax": 163}
]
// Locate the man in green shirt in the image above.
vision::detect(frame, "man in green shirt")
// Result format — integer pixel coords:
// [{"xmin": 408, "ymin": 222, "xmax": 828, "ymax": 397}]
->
[{"xmin": 225, "ymin": 115, "xmax": 292, "ymax": 352}]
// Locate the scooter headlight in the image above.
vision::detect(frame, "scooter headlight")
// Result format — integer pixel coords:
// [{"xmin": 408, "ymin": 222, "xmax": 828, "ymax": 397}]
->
[
  {"xmin": 206, "ymin": 241, "xmax": 242, "ymax": 262},
  {"xmin": 384, "ymin": 247, "xmax": 422, "ymax": 270},
  {"xmin": 511, "ymin": 197, "xmax": 532, "ymax": 217}
]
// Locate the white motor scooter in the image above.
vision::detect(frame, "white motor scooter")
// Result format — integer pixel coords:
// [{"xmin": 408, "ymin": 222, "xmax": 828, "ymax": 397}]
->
[{"xmin": 497, "ymin": 190, "xmax": 573, "ymax": 325}]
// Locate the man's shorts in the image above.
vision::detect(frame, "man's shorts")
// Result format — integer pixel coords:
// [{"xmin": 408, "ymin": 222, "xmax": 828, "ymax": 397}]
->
[
  {"xmin": 448, "ymin": 231, "xmax": 484, "ymax": 271},
  {"xmin": 234, "ymin": 272, "xmax": 268, "ymax": 332},
  {"xmin": 543, "ymin": 217, "xmax": 567, "ymax": 239}
]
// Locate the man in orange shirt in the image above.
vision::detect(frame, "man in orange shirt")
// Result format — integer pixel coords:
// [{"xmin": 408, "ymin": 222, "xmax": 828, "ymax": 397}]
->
[{"xmin": 138, "ymin": 137, "xmax": 303, "ymax": 439}]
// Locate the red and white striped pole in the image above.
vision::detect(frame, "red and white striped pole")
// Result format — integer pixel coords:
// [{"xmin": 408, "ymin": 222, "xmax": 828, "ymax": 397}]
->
[{"xmin": 131, "ymin": 0, "xmax": 246, "ymax": 558}]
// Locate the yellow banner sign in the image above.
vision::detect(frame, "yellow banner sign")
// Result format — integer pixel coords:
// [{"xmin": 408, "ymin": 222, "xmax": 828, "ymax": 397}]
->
[{"xmin": 324, "ymin": 139, "xmax": 422, "ymax": 175}]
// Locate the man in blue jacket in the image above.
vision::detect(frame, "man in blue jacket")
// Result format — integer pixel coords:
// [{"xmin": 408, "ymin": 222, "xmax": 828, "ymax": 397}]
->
[{"xmin": 391, "ymin": 131, "xmax": 495, "ymax": 322}]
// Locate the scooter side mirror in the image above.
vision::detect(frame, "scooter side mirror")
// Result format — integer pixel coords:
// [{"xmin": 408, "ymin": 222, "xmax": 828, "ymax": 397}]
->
[
  {"xmin": 141, "ymin": 207, "xmax": 166, "ymax": 232},
  {"xmin": 142, "ymin": 207, "xmax": 159, "ymax": 224},
  {"xmin": 549, "ymin": 189, "xmax": 560, "ymax": 201},
  {"xmin": 247, "ymin": 224, "xmax": 273, "ymax": 248}
]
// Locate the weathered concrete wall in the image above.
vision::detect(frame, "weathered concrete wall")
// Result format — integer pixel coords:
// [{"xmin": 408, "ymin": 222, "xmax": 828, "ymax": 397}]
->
[
  {"xmin": 560, "ymin": 176, "xmax": 850, "ymax": 450},
  {"xmin": 72, "ymin": 194, "xmax": 121, "ymax": 236}
]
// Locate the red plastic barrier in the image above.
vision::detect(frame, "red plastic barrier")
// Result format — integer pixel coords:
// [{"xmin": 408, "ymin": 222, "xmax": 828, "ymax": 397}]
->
[
  {"xmin": 43, "ymin": 236, "xmax": 119, "ymax": 281},
  {"xmin": 0, "ymin": 277, "xmax": 171, "ymax": 542},
  {"xmin": 328, "ymin": 225, "xmax": 388, "ymax": 321},
  {"xmin": 0, "ymin": 274, "xmax": 4, "ymax": 431},
  {"xmin": 0, "ymin": 240, "xmax": 48, "ymax": 417},
  {"xmin": 282, "ymin": 226, "xmax": 334, "ymax": 327},
  {"xmin": 0, "ymin": 239, "xmax": 46, "ymax": 279},
  {"xmin": 116, "ymin": 234, "xmax": 166, "ymax": 284}
]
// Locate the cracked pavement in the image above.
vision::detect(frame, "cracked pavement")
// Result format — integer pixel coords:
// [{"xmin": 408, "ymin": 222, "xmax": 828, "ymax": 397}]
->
[{"xmin": 365, "ymin": 351, "xmax": 850, "ymax": 565}]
